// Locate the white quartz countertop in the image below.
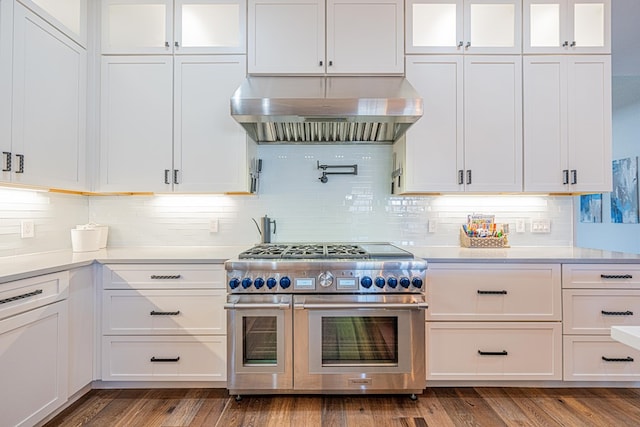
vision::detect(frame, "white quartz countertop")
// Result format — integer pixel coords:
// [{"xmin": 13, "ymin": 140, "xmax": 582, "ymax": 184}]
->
[
  {"xmin": 0, "ymin": 246, "xmax": 250, "ymax": 284},
  {"xmin": 2, "ymin": 245, "xmax": 640, "ymax": 285},
  {"xmin": 611, "ymin": 326, "xmax": 640, "ymax": 351}
]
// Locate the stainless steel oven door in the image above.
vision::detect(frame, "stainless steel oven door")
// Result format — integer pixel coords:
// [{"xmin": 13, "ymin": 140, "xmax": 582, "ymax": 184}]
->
[
  {"xmin": 225, "ymin": 294, "xmax": 293, "ymax": 393},
  {"xmin": 293, "ymin": 294, "xmax": 427, "ymax": 393}
]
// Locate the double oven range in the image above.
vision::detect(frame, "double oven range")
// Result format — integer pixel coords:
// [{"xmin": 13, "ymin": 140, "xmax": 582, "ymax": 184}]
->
[{"xmin": 224, "ymin": 243, "xmax": 427, "ymax": 398}]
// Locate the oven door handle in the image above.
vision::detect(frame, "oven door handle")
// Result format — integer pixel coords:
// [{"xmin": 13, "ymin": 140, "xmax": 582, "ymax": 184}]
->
[
  {"xmin": 224, "ymin": 302, "xmax": 291, "ymax": 310},
  {"xmin": 293, "ymin": 302, "xmax": 428, "ymax": 310}
]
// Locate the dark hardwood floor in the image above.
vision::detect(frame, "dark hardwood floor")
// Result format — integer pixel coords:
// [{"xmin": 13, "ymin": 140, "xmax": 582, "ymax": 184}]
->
[{"xmin": 44, "ymin": 387, "xmax": 640, "ymax": 427}]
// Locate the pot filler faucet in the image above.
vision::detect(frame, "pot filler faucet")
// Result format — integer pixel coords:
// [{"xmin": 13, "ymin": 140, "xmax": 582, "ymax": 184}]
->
[{"xmin": 252, "ymin": 215, "xmax": 276, "ymax": 243}]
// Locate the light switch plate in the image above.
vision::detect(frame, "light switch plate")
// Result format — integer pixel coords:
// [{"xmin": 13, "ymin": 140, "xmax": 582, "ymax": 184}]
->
[
  {"xmin": 515, "ymin": 219, "xmax": 525, "ymax": 233},
  {"xmin": 21, "ymin": 220, "xmax": 35, "ymax": 238},
  {"xmin": 531, "ymin": 219, "xmax": 551, "ymax": 233},
  {"xmin": 428, "ymin": 220, "xmax": 437, "ymax": 233},
  {"xmin": 209, "ymin": 218, "xmax": 219, "ymax": 233}
]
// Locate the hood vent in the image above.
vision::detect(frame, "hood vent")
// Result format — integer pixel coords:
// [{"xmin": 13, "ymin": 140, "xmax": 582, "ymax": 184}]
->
[{"xmin": 230, "ymin": 76, "xmax": 423, "ymax": 144}]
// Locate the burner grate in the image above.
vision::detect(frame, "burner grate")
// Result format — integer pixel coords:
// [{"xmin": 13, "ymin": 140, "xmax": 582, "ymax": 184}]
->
[{"xmin": 237, "ymin": 243, "xmax": 371, "ymax": 259}]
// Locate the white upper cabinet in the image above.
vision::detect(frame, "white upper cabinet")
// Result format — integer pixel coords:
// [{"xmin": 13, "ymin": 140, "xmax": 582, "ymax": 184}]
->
[
  {"xmin": 10, "ymin": 3, "xmax": 87, "ymax": 190},
  {"xmin": 396, "ymin": 55, "xmax": 522, "ymax": 194},
  {"xmin": 248, "ymin": 0, "xmax": 403, "ymax": 74},
  {"xmin": 523, "ymin": 0, "xmax": 610, "ymax": 54},
  {"xmin": 406, "ymin": 0, "xmax": 521, "ymax": 54},
  {"xmin": 19, "ymin": 0, "xmax": 88, "ymax": 47},
  {"xmin": 523, "ymin": 55, "xmax": 612, "ymax": 193},
  {"xmin": 102, "ymin": 0, "xmax": 246, "ymax": 54}
]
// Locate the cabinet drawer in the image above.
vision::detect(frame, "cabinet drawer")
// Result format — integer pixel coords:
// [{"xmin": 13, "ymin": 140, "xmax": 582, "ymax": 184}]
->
[
  {"xmin": 563, "ymin": 264, "xmax": 640, "ymax": 289},
  {"xmin": 102, "ymin": 264, "xmax": 225, "ymax": 289},
  {"xmin": 101, "ymin": 335, "xmax": 226, "ymax": 381},
  {"xmin": 563, "ymin": 336, "xmax": 640, "ymax": 381},
  {"xmin": 427, "ymin": 322, "xmax": 562, "ymax": 380},
  {"xmin": 563, "ymin": 290, "xmax": 640, "ymax": 335},
  {"xmin": 102, "ymin": 289, "xmax": 225, "ymax": 335},
  {"xmin": 426, "ymin": 263, "xmax": 561, "ymax": 321},
  {"xmin": 0, "ymin": 271, "xmax": 69, "ymax": 320}
]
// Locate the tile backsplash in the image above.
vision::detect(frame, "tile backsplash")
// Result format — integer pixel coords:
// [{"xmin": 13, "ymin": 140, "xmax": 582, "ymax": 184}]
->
[{"xmin": 0, "ymin": 145, "xmax": 573, "ymax": 257}]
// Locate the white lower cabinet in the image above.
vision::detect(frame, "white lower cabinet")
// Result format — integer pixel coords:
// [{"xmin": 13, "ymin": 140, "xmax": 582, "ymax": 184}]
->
[
  {"xmin": 428, "ymin": 322, "xmax": 562, "ymax": 380},
  {"xmin": 426, "ymin": 263, "xmax": 562, "ymax": 381},
  {"xmin": 100, "ymin": 264, "xmax": 227, "ymax": 383},
  {"xmin": 0, "ymin": 272, "xmax": 69, "ymax": 427},
  {"xmin": 562, "ymin": 264, "xmax": 640, "ymax": 381},
  {"xmin": 68, "ymin": 266, "xmax": 96, "ymax": 397}
]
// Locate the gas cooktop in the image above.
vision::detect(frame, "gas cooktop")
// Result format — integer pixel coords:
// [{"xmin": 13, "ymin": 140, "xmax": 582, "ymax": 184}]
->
[{"xmin": 237, "ymin": 243, "xmax": 413, "ymax": 260}]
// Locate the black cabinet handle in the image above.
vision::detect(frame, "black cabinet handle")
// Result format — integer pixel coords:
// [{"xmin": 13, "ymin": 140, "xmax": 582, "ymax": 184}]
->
[
  {"xmin": 570, "ymin": 169, "xmax": 577, "ymax": 184},
  {"xmin": 150, "ymin": 357, "xmax": 180, "ymax": 362},
  {"xmin": 174, "ymin": 41, "xmax": 180, "ymax": 48},
  {"xmin": 602, "ymin": 356, "xmax": 633, "ymax": 362},
  {"xmin": 601, "ymin": 274, "xmax": 633, "ymax": 279},
  {"xmin": 319, "ymin": 60, "xmax": 323, "ymax": 66},
  {"xmin": 601, "ymin": 310, "xmax": 633, "ymax": 316},
  {"xmin": 0, "ymin": 289, "xmax": 43, "ymax": 305},
  {"xmin": 458, "ymin": 169, "xmax": 464, "ymax": 185},
  {"xmin": 570, "ymin": 41, "xmax": 576, "ymax": 47},
  {"xmin": 329, "ymin": 60, "xmax": 333, "ymax": 66},
  {"xmin": 150, "ymin": 274, "xmax": 182, "ymax": 280},
  {"xmin": 173, "ymin": 169, "xmax": 179, "ymax": 184},
  {"xmin": 477, "ymin": 290, "xmax": 508, "ymax": 295},
  {"xmin": 164, "ymin": 169, "xmax": 170, "ymax": 184},
  {"xmin": 478, "ymin": 350, "xmax": 508, "ymax": 356},
  {"xmin": 16, "ymin": 154, "xmax": 24, "ymax": 173},
  {"xmin": 466, "ymin": 170, "xmax": 472, "ymax": 185},
  {"xmin": 165, "ymin": 41, "xmax": 170, "ymax": 48},
  {"xmin": 150, "ymin": 310, "xmax": 180, "ymax": 316},
  {"xmin": 2, "ymin": 151, "xmax": 10, "ymax": 172},
  {"xmin": 562, "ymin": 41, "xmax": 569, "ymax": 47},
  {"xmin": 562, "ymin": 169, "xmax": 569, "ymax": 184}
]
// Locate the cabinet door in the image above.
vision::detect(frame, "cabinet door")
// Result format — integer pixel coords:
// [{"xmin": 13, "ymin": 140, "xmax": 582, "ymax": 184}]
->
[
  {"xmin": 248, "ymin": 0, "xmax": 325, "ymax": 74},
  {"xmin": 524, "ymin": 0, "xmax": 610, "ymax": 54},
  {"xmin": 102, "ymin": 0, "xmax": 173, "ymax": 54},
  {"xmin": 567, "ymin": 0, "xmax": 610, "ymax": 53},
  {"xmin": 523, "ymin": 55, "xmax": 569, "ymax": 192},
  {"xmin": 567, "ymin": 55, "xmax": 611, "ymax": 192},
  {"xmin": 12, "ymin": 3, "xmax": 87, "ymax": 190},
  {"xmin": 100, "ymin": 56, "xmax": 173, "ymax": 192},
  {"xmin": 401, "ymin": 56, "xmax": 464, "ymax": 193},
  {"xmin": 406, "ymin": 0, "xmax": 463, "ymax": 54},
  {"xmin": 0, "ymin": 301, "xmax": 68, "ymax": 427},
  {"xmin": 174, "ymin": 55, "xmax": 250, "ymax": 192},
  {"xmin": 326, "ymin": 0, "xmax": 403, "ymax": 74},
  {"xmin": 0, "ymin": 0, "xmax": 12, "ymax": 184},
  {"xmin": 464, "ymin": 0, "xmax": 521, "ymax": 54},
  {"xmin": 175, "ymin": 0, "xmax": 247, "ymax": 54},
  {"xmin": 463, "ymin": 55, "xmax": 522, "ymax": 192}
]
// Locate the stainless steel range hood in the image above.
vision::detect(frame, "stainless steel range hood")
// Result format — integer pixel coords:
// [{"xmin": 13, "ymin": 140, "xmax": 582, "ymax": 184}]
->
[{"xmin": 230, "ymin": 76, "xmax": 423, "ymax": 144}]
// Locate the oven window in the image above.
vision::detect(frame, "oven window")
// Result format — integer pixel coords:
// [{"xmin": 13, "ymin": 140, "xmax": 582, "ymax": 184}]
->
[
  {"xmin": 321, "ymin": 317, "xmax": 398, "ymax": 366},
  {"xmin": 243, "ymin": 316, "xmax": 278, "ymax": 365}
]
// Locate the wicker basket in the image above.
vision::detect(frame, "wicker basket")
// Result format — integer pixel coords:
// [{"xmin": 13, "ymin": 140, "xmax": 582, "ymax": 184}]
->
[{"xmin": 460, "ymin": 227, "xmax": 509, "ymax": 248}]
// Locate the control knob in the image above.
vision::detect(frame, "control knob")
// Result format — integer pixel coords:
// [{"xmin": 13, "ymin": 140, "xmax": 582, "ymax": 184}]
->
[
  {"xmin": 375, "ymin": 277, "xmax": 385, "ymax": 288},
  {"xmin": 412, "ymin": 277, "xmax": 424, "ymax": 289},
  {"xmin": 241, "ymin": 278, "xmax": 252, "ymax": 289},
  {"xmin": 399, "ymin": 277, "xmax": 410, "ymax": 288},
  {"xmin": 254, "ymin": 277, "xmax": 265, "ymax": 289},
  {"xmin": 387, "ymin": 277, "xmax": 398, "ymax": 288},
  {"xmin": 229, "ymin": 278, "xmax": 240, "ymax": 289},
  {"xmin": 361, "ymin": 276, "xmax": 373, "ymax": 288},
  {"xmin": 318, "ymin": 271, "xmax": 334, "ymax": 288},
  {"xmin": 280, "ymin": 276, "xmax": 291, "ymax": 289},
  {"xmin": 266, "ymin": 278, "xmax": 278, "ymax": 289}
]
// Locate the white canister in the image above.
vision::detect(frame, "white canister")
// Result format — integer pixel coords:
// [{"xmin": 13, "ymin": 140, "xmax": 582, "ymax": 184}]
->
[
  {"xmin": 76, "ymin": 223, "xmax": 109, "ymax": 248},
  {"xmin": 71, "ymin": 229, "xmax": 100, "ymax": 252}
]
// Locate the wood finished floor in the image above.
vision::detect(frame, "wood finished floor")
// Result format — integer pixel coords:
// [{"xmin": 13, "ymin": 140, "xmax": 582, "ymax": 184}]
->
[{"xmin": 44, "ymin": 387, "xmax": 640, "ymax": 427}]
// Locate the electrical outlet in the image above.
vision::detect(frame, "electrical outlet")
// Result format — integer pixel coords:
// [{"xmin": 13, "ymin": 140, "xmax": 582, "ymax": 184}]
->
[
  {"xmin": 209, "ymin": 218, "xmax": 219, "ymax": 233},
  {"xmin": 531, "ymin": 219, "xmax": 551, "ymax": 233},
  {"xmin": 428, "ymin": 220, "xmax": 437, "ymax": 233},
  {"xmin": 515, "ymin": 219, "xmax": 525, "ymax": 233},
  {"xmin": 21, "ymin": 220, "xmax": 35, "ymax": 238}
]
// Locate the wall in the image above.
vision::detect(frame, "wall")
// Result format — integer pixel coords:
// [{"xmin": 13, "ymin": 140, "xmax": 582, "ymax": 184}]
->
[
  {"xmin": 0, "ymin": 145, "xmax": 574, "ymax": 257},
  {"xmin": 575, "ymin": 76, "xmax": 640, "ymax": 254}
]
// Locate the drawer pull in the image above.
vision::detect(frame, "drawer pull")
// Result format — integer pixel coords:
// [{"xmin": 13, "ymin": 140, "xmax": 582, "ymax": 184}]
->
[
  {"xmin": 602, "ymin": 356, "xmax": 634, "ymax": 363},
  {"xmin": 150, "ymin": 357, "xmax": 180, "ymax": 362},
  {"xmin": 150, "ymin": 275, "xmax": 182, "ymax": 280},
  {"xmin": 601, "ymin": 310, "xmax": 633, "ymax": 316},
  {"xmin": 0, "ymin": 289, "xmax": 43, "ymax": 305},
  {"xmin": 601, "ymin": 274, "xmax": 633, "ymax": 279},
  {"xmin": 150, "ymin": 310, "xmax": 180, "ymax": 316},
  {"xmin": 477, "ymin": 290, "xmax": 507, "ymax": 295},
  {"xmin": 478, "ymin": 350, "xmax": 508, "ymax": 356}
]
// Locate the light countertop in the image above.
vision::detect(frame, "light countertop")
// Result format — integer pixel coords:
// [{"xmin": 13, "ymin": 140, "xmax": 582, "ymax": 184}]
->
[
  {"xmin": 611, "ymin": 326, "xmax": 640, "ymax": 351},
  {"xmin": 2, "ymin": 245, "xmax": 640, "ymax": 285}
]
